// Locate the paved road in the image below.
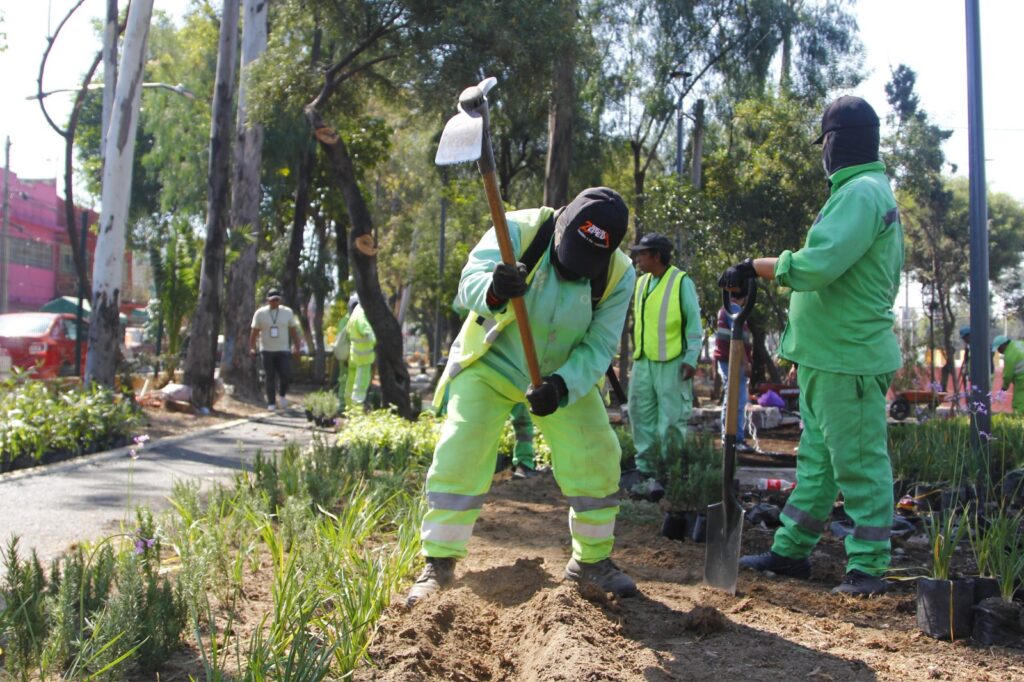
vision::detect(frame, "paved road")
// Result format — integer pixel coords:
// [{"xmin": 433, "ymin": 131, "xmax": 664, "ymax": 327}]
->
[{"xmin": 0, "ymin": 411, "xmax": 317, "ymax": 563}]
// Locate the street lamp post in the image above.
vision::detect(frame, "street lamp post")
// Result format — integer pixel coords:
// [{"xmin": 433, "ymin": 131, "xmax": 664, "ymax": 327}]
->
[{"xmin": 670, "ymin": 69, "xmax": 692, "ymax": 177}]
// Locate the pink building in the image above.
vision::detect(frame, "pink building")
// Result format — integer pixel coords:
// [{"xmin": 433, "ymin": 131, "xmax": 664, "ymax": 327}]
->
[{"xmin": 2, "ymin": 171, "xmax": 139, "ymax": 313}]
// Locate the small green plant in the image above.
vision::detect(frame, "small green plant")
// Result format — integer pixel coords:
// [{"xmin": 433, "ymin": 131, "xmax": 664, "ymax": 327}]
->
[
  {"xmin": 305, "ymin": 390, "xmax": 341, "ymax": 423},
  {"xmin": 922, "ymin": 508, "xmax": 971, "ymax": 580},
  {"xmin": 662, "ymin": 433, "xmax": 720, "ymax": 512},
  {"xmin": 974, "ymin": 507, "xmax": 1024, "ymax": 602}
]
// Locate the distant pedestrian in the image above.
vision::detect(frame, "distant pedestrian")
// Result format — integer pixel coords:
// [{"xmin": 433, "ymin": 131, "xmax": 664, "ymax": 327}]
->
[{"xmin": 249, "ymin": 288, "xmax": 301, "ymax": 411}]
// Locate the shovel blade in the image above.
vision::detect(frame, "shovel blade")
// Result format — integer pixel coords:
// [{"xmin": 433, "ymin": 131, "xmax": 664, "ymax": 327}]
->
[
  {"xmin": 703, "ymin": 500, "xmax": 745, "ymax": 595},
  {"xmin": 435, "ymin": 109, "xmax": 484, "ymax": 166}
]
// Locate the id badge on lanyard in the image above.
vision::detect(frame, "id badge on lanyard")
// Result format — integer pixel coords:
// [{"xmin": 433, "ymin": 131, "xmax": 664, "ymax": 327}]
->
[{"xmin": 270, "ymin": 326, "xmax": 280, "ymax": 338}]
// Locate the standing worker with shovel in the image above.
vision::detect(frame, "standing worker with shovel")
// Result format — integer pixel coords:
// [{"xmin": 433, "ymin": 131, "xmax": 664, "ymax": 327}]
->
[{"xmin": 719, "ymin": 95, "xmax": 904, "ymax": 596}]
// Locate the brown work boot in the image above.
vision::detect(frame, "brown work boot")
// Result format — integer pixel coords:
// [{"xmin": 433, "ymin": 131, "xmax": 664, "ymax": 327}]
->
[
  {"xmin": 405, "ymin": 557, "xmax": 456, "ymax": 607},
  {"xmin": 564, "ymin": 558, "xmax": 638, "ymax": 597}
]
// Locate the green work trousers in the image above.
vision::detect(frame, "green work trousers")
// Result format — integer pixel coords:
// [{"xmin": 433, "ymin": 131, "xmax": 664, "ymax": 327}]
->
[
  {"xmin": 347, "ymin": 362, "xmax": 372, "ymax": 405},
  {"xmin": 628, "ymin": 355, "xmax": 692, "ymax": 475},
  {"xmin": 772, "ymin": 367, "xmax": 894, "ymax": 576},
  {"xmin": 510, "ymin": 402, "xmax": 535, "ymax": 469},
  {"xmin": 421, "ymin": 362, "xmax": 620, "ymax": 562},
  {"xmin": 336, "ymin": 361, "xmax": 349, "ymax": 409}
]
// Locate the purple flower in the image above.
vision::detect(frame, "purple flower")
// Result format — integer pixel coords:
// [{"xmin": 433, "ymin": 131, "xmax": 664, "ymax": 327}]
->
[
  {"xmin": 990, "ymin": 389, "xmax": 1008, "ymax": 402},
  {"xmin": 971, "ymin": 401, "xmax": 988, "ymax": 415},
  {"xmin": 134, "ymin": 538, "xmax": 146, "ymax": 554},
  {"xmin": 929, "ymin": 381, "xmax": 943, "ymax": 393},
  {"xmin": 128, "ymin": 448, "xmax": 139, "ymax": 460},
  {"xmin": 979, "ymin": 430, "xmax": 991, "ymax": 442}
]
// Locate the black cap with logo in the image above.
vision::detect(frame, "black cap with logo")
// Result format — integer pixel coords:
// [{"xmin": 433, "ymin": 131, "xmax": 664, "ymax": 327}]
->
[{"xmin": 554, "ymin": 187, "xmax": 629, "ymax": 280}]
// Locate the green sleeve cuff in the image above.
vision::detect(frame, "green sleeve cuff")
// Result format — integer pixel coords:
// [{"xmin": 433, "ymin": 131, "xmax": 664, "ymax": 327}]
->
[{"xmin": 774, "ymin": 250, "xmax": 795, "ymax": 288}]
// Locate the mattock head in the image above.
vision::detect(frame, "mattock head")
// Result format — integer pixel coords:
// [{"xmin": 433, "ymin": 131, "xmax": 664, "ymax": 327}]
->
[{"xmin": 435, "ymin": 77, "xmax": 498, "ymax": 167}]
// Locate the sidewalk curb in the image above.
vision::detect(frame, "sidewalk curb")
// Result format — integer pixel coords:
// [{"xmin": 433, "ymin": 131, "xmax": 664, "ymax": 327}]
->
[{"xmin": 0, "ymin": 416, "xmax": 264, "ymax": 483}]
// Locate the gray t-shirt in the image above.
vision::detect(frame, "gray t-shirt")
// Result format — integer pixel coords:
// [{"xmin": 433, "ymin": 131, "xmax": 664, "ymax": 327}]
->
[{"xmin": 251, "ymin": 304, "xmax": 299, "ymax": 352}]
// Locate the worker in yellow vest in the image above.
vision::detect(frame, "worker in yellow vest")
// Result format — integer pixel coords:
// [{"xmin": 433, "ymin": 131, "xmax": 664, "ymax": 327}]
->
[
  {"xmin": 993, "ymin": 335, "xmax": 1024, "ymax": 414},
  {"xmin": 622, "ymin": 233, "xmax": 703, "ymax": 497},
  {"xmin": 332, "ymin": 298, "xmax": 351, "ymax": 407},
  {"xmin": 345, "ymin": 294, "xmax": 376, "ymax": 407},
  {"xmin": 407, "ymin": 187, "xmax": 637, "ymax": 607}
]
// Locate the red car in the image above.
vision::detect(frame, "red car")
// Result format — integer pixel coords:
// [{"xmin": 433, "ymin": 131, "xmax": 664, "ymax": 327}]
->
[{"xmin": 0, "ymin": 312, "xmax": 88, "ymax": 378}]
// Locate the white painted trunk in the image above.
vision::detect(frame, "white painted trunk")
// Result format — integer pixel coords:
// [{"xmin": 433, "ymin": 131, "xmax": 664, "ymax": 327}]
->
[
  {"xmin": 100, "ymin": 0, "xmax": 118, "ymax": 160},
  {"xmin": 86, "ymin": 0, "xmax": 154, "ymax": 386}
]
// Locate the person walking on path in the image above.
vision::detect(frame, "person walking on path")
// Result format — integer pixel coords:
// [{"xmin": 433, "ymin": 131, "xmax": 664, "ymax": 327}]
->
[
  {"xmin": 345, "ymin": 294, "xmax": 376, "ymax": 408},
  {"xmin": 719, "ymin": 96, "xmax": 904, "ymax": 597},
  {"xmin": 332, "ymin": 298, "xmax": 351, "ymax": 408},
  {"xmin": 249, "ymin": 288, "xmax": 302, "ymax": 411},
  {"xmin": 715, "ymin": 291, "xmax": 754, "ymax": 452},
  {"xmin": 407, "ymin": 187, "xmax": 637, "ymax": 607},
  {"xmin": 621, "ymin": 232, "xmax": 702, "ymax": 497},
  {"xmin": 992, "ymin": 335, "xmax": 1024, "ymax": 414}
]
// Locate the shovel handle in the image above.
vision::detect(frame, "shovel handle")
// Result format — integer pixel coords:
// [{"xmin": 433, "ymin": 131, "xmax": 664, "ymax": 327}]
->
[
  {"xmin": 481, "ymin": 171, "xmax": 544, "ymax": 388},
  {"xmin": 721, "ymin": 280, "xmax": 756, "ymax": 491}
]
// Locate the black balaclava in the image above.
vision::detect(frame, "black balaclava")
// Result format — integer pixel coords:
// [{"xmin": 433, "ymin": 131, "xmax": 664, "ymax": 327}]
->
[{"xmin": 815, "ymin": 96, "xmax": 880, "ymax": 177}]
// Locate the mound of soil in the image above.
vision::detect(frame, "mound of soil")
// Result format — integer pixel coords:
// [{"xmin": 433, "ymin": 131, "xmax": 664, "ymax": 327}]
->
[{"xmin": 357, "ymin": 472, "xmax": 1024, "ymax": 681}]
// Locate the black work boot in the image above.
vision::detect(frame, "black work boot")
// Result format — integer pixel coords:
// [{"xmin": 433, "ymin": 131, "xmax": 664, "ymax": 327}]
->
[
  {"xmin": 738, "ymin": 551, "xmax": 811, "ymax": 579},
  {"xmin": 564, "ymin": 558, "xmax": 639, "ymax": 597},
  {"xmin": 405, "ymin": 557, "xmax": 456, "ymax": 607},
  {"xmin": 832, "ymin": 570, "xmax": 888, "ymax": 596},
  {"xmin": 512, "ymin": 464, "xmax": 540, "ymax": 479}
]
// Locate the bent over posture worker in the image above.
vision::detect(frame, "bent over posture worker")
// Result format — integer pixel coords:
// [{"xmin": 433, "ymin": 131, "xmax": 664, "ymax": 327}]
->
[
  {"xmin": 720, "ymin": 96, "xmax": 903, "ymax": 597},
  {"xmin": 993, "ymin": 335, "xmax": 1024, "ymax": 415},
  {"xmin": 621, "ymin": 232, "xmax": 702, "ymax": 496},
  {"xmin": 407, "ymin": 187, "xmax": 637, "ymax": 606}
]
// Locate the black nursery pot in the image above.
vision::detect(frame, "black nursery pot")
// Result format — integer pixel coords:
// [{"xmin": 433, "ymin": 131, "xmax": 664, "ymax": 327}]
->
[
  {"xmin": 687, "ymin": 511, "xmax": 708, "ymax": 543},
  {"xmin": 660, "ymin": 511, "xmax": 688, "ymax": 541},
  {"xmin": 304, "ymin": 409, "xmax": 314, "ymax": 422},
  {"xmin": 973, "ymin": 576, "xmax": 1001, "ymax": 604},
  {"xmin": 972, "ymin": 597, "xmax": 1024, "ymax": 647},
  {"xmin": 917, "ymin": 577, "xmax": 975, "ymax": 641}
]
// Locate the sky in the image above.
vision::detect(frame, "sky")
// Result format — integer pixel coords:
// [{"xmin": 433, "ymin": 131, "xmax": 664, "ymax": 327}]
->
[{"xmin": 0, "ymin": 0, "xmax": 1022, "ymax": 206}]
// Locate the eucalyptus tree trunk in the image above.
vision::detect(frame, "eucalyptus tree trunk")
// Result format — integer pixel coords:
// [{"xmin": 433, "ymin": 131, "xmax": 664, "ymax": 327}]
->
[
  {"xmin": 690, "ymin": 98, "xmax": 705, "ymax": 190},
  {"xmin": 222, "ymin": 0, "xmax": 269, "ymax": 397},
  {"xmin": 101, "ymin": 0, "xmax": 118, "ymax": 160},
  {"xmin": 185, "ymin": 0, "xmax": 240, "ymax": 409},
  {"xmin": 543, "ymin": 0, "xmax": 576, "ymax": 209},
  {"xmin": 86, "ymin": 0, "xmax": 154, "ymax": 387}
]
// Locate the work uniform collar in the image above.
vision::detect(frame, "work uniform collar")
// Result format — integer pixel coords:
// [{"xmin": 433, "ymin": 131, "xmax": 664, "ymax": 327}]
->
[{"xmin": 828, "ymin": 160, "xmax": 885, "ymax": 192}]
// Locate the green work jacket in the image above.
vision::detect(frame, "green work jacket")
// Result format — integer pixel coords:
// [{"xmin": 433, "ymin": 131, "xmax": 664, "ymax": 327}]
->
[
  {"xmin": 1002, "ymin": 339, "xmax": 1024, "ymax": 386},
  {"xmin": 631, "ymin": 265, "xmax": 702, "ymax": 366},
  {"xmin": 442, "ymin": 207, "xmax": 635, "ymax": 407},
  {"xmin": 774, "ymin": 161, "xmax": 904, "ymax": 375},
  {"xmin": 346, "ymin": 307, "xmax": 376, "ymax": 367}
]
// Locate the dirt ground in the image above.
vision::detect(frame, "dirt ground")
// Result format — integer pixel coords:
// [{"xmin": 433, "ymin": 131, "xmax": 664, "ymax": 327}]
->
[
  {"xmin": 137, "ymin": 386, "xmax": 310, "ymax": 440},
  {"xmin": 355, "ymin": 472, "xmax": 1024, "ymax": 682}
]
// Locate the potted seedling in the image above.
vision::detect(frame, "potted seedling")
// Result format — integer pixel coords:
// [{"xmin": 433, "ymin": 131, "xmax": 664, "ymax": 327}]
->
[
  {"xmin": 917, "ymin": 507, "xmax": 974, "ymax": 641},
  {"xmin": 659, "ymin": 435, "xmax": 719, "ymax": 543},
  {"xmin": 305, "ymin": 391, "xmax": 341, "ymax": 428},
  {"xmin": 967, "ymin": 508, "xmax": 1002, "ymax": 604},
  {"xmin": 970, "ymin": 507, "xmax": 1024, "ymax": 647}
]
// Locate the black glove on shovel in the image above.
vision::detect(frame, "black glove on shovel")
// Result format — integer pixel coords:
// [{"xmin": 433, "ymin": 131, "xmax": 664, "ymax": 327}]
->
[{"xmin": 718, "ymin": 258, "xmax": 756, "ymax": 290}]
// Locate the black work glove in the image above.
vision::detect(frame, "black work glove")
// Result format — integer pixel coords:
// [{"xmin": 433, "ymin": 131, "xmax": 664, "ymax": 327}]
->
[
  {"xmin": 526, "ymin": 374, "xmax": 567, "ymax": 417},
  {"xmin": 490, "ymin": 262, "xmax": 529, "ymax": 301},
  {"xmin": 718, "ymin": 258, "xmax": 756, "ymax": 290}
]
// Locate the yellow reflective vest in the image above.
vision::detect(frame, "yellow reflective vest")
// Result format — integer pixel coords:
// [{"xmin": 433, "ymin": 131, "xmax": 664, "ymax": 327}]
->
[
  {"xmin": 433, "ymin": 207, "xmax": 632, "ymax": 409},
  {"xmin": 346, "ymin": 307, "xmax": 376, "ymax": 367},
  {"xmin": 632, "ymin": 265, "xmax": 688, "ymax": 361}
]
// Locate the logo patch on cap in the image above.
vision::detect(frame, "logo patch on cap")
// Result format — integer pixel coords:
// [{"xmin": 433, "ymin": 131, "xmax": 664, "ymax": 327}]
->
[{"xmin": 577, "ymin": 220, "xmax": 610, "ymax": 249}]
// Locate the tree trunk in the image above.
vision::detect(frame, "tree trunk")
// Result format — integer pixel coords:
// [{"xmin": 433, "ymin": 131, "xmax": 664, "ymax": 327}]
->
[
  {"xmin": 690, "ymin": 99, "xmax": 705, "ymax": 190},
  {"xmin": 101, "ymin": 0, "xmax": 118, "ymax": 161},
  {"xmin": 282, "ymin": 140, "xmax": 315, "ymax": 312},
  {"xmin": 543, "ymin": 17, "xmax": 575, "ymax": 209},
  {"xmin": 86, "ymin": 0, "xmax": 154, "ymax": 387},
  {"xmin": 222, "ymin": 0, "xmax": 269, "ymax": 398},
  {"xmin": 311, "ymin": 211, "xmax": 329, "ymax": 384},
  {"xmin": 184, "ymin": 0, "xmax": 240, "ymax": 409},
  {"xmin": 305, "ymin": 108, "xmax": 413, "ymax": 418}
]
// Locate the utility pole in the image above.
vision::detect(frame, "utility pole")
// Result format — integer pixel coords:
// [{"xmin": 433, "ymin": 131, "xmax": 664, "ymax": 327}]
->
[
  {"xmin": 965, "ymin": 0, "xmax": 992, "ymax": 476},
  {"xmin": 1, "ymin": 137, "xmax": 10, "ymax": 314}
]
